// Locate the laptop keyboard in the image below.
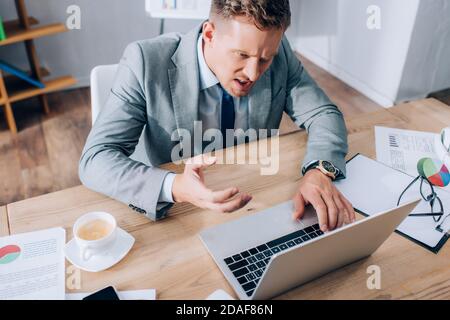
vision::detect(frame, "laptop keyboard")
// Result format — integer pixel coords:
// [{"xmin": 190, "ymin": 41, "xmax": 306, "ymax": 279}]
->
[{"xmin": 223, "ymin": 223, "xmax": 324, "ymax": 297}]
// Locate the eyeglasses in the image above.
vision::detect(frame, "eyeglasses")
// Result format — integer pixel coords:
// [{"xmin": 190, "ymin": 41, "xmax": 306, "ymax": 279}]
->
[{"xmin": 397, "ymin": 175, "xmax": 449, "ymax": 233}]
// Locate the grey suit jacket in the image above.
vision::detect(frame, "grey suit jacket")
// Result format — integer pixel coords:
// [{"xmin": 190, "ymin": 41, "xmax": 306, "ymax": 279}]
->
[{"xmin": 79, "ymin": 24, "xmax": 348, "ymax": 221}]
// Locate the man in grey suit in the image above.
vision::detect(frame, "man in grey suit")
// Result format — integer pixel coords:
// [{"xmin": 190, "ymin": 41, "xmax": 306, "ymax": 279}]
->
[{"xmin": 79, "ymin": 0, "xmax": 355, "ymax": 232}]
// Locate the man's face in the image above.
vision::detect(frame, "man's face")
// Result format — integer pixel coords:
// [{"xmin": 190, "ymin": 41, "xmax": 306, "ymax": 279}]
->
[{"xmin": 202, "ymin": 16, "xmax": 284, "ymax": 97}]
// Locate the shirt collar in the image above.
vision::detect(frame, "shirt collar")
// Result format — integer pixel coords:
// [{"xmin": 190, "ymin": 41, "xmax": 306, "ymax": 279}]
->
[{"xmin": 197, "ymin": 33, "xmax": 219, "ymax": 90}]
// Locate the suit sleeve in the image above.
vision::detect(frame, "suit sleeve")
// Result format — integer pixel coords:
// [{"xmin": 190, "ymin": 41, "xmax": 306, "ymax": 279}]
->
[
  {"xmin": 281, "ymin": 37, "xmax": 349, "ymax": 177},
  {"xmin": 79, "ymin": 42, "xmax": 173, "ymax": 221}
]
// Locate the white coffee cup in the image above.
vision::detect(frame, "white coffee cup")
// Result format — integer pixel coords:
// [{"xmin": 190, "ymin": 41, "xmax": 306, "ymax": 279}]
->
[{"xmin": 73, "ymin": 212, "xmax": 117, "ymax": 261}]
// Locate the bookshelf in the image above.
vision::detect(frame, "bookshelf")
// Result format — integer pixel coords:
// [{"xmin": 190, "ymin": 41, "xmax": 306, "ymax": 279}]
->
[{"xmin": 0, "ymin": 0, "xmax": 77, "ymax": 134}]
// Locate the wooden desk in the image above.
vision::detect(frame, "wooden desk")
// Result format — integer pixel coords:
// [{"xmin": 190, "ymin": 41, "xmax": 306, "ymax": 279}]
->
[
  {"xmin": 5, "ymin": 99, "xmax": 450, "ymax": 299},
  {"xmin": 0, "ymin": 206, "xmax": 9, "ymax": 237}
]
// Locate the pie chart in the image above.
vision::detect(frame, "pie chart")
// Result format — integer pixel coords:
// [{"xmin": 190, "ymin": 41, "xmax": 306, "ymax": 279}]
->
[
  {"xmin": 0, "ymin": 245, "xmax": 21, "ymax": 264},
  {"xmin": 417, "ymin": 157, "xmax": 450, "ymax": 187}
]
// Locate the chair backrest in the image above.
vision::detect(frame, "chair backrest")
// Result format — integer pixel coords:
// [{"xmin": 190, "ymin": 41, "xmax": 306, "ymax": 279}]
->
[
  {"xmin": 90, "ymin": 64, "xmax": 118, "ymax": 125},
  {"xmin": 89, "ymin": 64, "xmax": 149, "ymax": 164}
]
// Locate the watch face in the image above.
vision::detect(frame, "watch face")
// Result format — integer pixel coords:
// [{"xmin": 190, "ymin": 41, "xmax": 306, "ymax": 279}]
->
[{"xmin": 322, "ymin": 161, "xmax": 336, "ymax": 173}]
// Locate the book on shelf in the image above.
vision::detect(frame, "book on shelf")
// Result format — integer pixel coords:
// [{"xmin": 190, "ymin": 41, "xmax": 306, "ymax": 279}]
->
[
  {"xmin": 0, "ymin": 59, "xmax": 45, "ymax": 88},
  {"xmin": 0, "ymin": 16, "xmax": 6, "ymax": 41}
]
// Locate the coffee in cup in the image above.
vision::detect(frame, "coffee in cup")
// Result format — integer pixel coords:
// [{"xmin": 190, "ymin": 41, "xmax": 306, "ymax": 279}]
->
[
  {"xmin": 73, "ymin": 212, "xmax": 117, "ymax": 261},
  {"xmin": 77, "ymin": 219, "xmax": 114, "ymax": 241}
]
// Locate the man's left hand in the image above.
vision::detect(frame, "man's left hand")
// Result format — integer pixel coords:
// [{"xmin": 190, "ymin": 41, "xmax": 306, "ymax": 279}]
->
[{"xmin": 292, "ymin": 169, "xmax": 356, "ymax": 232}]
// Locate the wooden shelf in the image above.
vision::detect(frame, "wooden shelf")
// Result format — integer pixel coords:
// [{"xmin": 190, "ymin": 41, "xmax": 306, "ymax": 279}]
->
[
  {"xmin": 0, "ymin": 0, "xmax": 77, "ymax": 134},
  {"xmin": 0, "ymin": 23, "xmax": 67, "ymax": 47},
  {"xmin": 2, "ymin": 67, "xmax": 50, "ymax": 85},
  {"xmin": 2, "ymin": 16, "xmax": 39, "ymax": 30},
  {"xmin": 6, "ymin": 76, "xmax": 76, "ymax": 103}
]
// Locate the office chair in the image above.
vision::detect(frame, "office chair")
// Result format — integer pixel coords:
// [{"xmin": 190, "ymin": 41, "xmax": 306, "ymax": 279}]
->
[
  {"xmin": 89, "ymin": 64, "xmax": 148, "ymax": 163},
  {"xmin": 90, "ymin": 64, "xmax": 118, "ymax": 125}
]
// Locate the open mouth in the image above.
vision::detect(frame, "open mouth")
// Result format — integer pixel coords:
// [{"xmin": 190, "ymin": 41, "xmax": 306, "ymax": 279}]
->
[{"xmin": 234, "ymin": 79, "xmax": 253, "ymax": 92}]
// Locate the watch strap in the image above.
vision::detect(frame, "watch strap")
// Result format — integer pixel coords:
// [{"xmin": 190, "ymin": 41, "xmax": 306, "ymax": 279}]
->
[{"xmin": 302, "ymin": 160, "xmax": 341, "ymax": 180}]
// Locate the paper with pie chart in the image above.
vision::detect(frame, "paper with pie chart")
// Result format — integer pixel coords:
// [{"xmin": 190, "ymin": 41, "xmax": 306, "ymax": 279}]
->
[
  {"xmin": 375, "ymin": 126, "xmax": 450, "ymax": 192},
  {"xmin": 0, "ymin": 227, "xmax": 65, "ymax": 300},
  {"xmin": 0, "ymin": 245, "xmax": 21, "ymax": 264}
]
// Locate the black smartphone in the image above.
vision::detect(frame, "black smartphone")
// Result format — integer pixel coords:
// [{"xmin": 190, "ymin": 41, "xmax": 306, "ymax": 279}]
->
[{"xmin": 82, "ymin": 286, "xmax": 120, "ymax": 300}]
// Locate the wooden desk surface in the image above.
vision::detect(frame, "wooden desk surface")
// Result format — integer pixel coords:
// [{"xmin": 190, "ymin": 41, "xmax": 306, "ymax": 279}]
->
[
  {"xmin": 5, "ymin": 99, "xmax": 450, "ymax": 299},
  {"xmin": 0, "ymin": 206, "xmax": 9, "ymax": 237}
]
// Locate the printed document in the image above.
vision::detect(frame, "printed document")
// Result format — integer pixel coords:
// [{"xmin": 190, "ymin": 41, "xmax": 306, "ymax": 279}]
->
[{"xmin": 0, "ymin": 227, "xmax": 65, "ymax": 300}]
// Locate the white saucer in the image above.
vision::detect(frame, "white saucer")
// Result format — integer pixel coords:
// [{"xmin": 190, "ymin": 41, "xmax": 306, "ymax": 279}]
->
[{"xmin": 64, "ymin": 227, "xmax": 135, "ymax": 272}]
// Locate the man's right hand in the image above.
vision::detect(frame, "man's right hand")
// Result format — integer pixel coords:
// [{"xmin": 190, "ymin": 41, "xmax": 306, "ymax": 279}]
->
[{"xmin": 172, "ymin": 155, "xmax": 253, "ymax": 213}]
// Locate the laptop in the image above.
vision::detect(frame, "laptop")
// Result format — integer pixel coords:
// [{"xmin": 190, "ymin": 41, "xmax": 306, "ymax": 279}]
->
[{"xmin": 199, "ymin": 198, "xmax": 420, "ymax": 300}]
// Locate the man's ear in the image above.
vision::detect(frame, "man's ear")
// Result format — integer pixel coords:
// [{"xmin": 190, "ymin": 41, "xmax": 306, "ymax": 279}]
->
[{"xmin": 202, "ymin": 21, "xmax": 215, "ymax": 45}]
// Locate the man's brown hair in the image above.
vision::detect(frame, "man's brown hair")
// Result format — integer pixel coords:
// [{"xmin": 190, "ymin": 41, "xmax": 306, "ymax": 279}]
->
[{"xmin": 210, "ymin": 0, "xmax": 291, "ymax": 30}]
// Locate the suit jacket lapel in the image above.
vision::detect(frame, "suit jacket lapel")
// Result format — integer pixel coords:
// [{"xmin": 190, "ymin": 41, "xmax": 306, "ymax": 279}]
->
[
  {"xmin": 248, "ymin": 71, "xmax": 272, "ymax": 131},
  {"xmin": 168, "ymin": 25, "xmax": 202, "ymax": 156}
]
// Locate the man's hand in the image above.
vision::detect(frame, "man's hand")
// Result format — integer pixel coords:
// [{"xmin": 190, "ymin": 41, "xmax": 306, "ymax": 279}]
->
[
  {"xmin": 292, "ymin": 169, "xmax": 355, "ymax": 232},
  {"xmin": 172, "ymin": 155, "xmax": 252, "ymax": 213}
]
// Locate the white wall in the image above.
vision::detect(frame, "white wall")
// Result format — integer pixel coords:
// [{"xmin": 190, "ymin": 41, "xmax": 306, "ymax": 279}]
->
[
  {"xmin": 290, "ymin": 0, "xmax": 450, "ymax": 107},
  {"xmin": 396, "ymin": 0, "xmax": 450, "ymax": 103},
  {"xmin": 0, "ymin": 0, "xmax": 201, "ymax": 87},
  {"xmin": 290, "ymin": 0, "xmax": 420, "ymax": 107}
]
